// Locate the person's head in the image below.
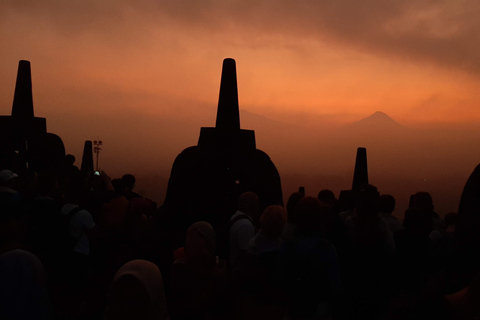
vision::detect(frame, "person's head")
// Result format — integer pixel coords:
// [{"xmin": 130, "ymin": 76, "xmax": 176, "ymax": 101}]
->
[
  {"xmin": 295, "ymin": 196, "xmax": 324, "ymax": 235},
  {"xmin": 403, "ymin": 207, "xmax": 433, "ymax": 236},
  {"xmin": 238, "ymin": 191, "xmax": 259, "ymax": 218},
  {"xmin": 122, "ymin": 174, "xmax": 136, "ymax": 191},
  {"xmin": 411, "ymin": 192, "xmax": 434, "ymax": 213},
  {"xmin": 317, "ymin": 189, "xmax": 336, "ymax": 208},
  {"xmin": 444, "ymin": 212, "xmax": 458, "ymax": 232},
  {"xmin": 0, "ymin": 169, "xmax": 18, "ymax": 188},
  {"xmin": 185, "ymin": 221, "xmax": 216, "ymax": 267},
  {"xmin": 0, "ymin": 250, "xmax": 49, "ymax": 320},
  {"xmin": 445, "ymin": 272, "xmax": 480, "ymax": 319},
  {"xmin": 259, "ymin": 205, "xmax": 286, "ymax": 238},
  {"xmin": 378, "ymin": 194, "xmax": 395, "ymax": 214},
  {"xmin": 0, "ymin": 195, "xmax": 21, "ymax": 243},
  {"xmin": 286, "ymin": 192, "xmax": 304, "ymax": 224},
  {"xmin": 65, "ymin": 154, "xmax": 76, "ymax": 166},
  {"xmin": 105, "ymin": 260, "xmax": 169, "ymax": 320},
  {"xmin": 338, "ymin": 190, "xmax": 356, "ymax": 212}
]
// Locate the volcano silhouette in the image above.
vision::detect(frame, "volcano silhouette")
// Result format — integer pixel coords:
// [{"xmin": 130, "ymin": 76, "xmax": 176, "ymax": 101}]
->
[{"xmin": 350, "ymin": 111, "xmax": 403, "ymax": 131}]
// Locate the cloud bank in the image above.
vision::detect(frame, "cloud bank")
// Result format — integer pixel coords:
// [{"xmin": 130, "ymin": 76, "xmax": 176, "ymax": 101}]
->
[{"xmin": 3, "ymin": 0, "xmax": 480, "ymax": 75}]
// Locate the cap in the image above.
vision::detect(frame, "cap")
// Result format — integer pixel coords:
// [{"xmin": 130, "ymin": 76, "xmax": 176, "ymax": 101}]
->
[{"xmin": 0, "ymin": 170, "xmax": 18, "ymax": 182}]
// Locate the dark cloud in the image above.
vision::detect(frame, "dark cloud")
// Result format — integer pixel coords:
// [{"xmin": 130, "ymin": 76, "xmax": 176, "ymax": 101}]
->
[{"xmin": 2, "ymin": 0, "xmax": 480, "ymax": 74}]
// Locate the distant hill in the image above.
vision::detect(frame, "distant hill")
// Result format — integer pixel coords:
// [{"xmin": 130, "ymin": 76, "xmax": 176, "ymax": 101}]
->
[
  {"xmin": 349, "ymin": 111, "xmax": 404, "ymax": 130},
  {"xmin": 240, "ymin": 109, "xmax": 290, "ymax": 130}
]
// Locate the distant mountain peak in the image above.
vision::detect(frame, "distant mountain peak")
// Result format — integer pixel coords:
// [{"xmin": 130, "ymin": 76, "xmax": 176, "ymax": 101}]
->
[
  {"xmin": 350, "ymin": 111, "xmax": 403, "ymax": 130},
  {"xmin": 371, "ymin": 111, "xmax": 389, "ymax": 117}
]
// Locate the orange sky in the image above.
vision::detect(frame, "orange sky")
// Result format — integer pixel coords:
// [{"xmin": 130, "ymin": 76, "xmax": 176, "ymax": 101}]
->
[
  {"xmin": 1, "ymin": 1, "xmax": 480, "ymax": 213},
  {"xmin": 2, "ymin": 0, "xmax": 480, "ymax": 126}
]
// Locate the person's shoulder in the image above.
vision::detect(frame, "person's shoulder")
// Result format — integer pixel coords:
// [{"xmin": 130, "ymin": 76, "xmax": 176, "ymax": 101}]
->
[
  {"xmin": 78, "ymin": 208, "xmax": 92, "ymax": 216},
  {"xmin": 230, "ymin": 210, "xmax": 244, "ymax": 220},
  {"xmin": 315, "ymin": 237, "xmax": 336, "ymax": 250},
  {"xmin": 61, "ymin": 203, "xmax": 78, "ymax": 214},
  {"xmin": 230, "ymin": 211, "xmax": 253, "ymax": 226},
  {"xmin": 75, "ymin": 209, "xmax": 94, "ymax": 224},
  {"xmin": 234, "ymin": 219, "xmax": 254, "ymax": 231},
  {"xmin": 344, "ymin": 215, "xmax": 355, "ymax": 228}
]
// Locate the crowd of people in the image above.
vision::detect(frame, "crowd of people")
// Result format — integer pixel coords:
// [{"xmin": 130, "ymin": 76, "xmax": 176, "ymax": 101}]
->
[{"xmin": 0, "ymin": 156, "xmax": 479, "ymax": 320}]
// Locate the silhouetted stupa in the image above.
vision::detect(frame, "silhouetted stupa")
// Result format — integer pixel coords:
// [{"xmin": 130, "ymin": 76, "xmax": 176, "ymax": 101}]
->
[
  {"xmin": 352, "ymin": 147, "xmax": 368, "ymax": 192},
  {"xmin": 338, "ymin": 147, "xmax": 369, "ymax": 210},
  {"xmin": 81, "ymin": 140, "xmax": 94, "ymax": 173},
  {"xmin": 457, "ymin": 164, "xmax": 480, "ymax": 256},
  {"xmin": 164, "ymin": 58, "xmax": 283, "ymax": 226},
  {"xmin": 0, "ymin": 60, "xmax": 65, "ymax": 172}
]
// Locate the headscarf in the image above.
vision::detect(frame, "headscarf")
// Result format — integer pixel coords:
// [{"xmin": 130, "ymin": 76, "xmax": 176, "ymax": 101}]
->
[
  {"xmin": 105, "ymin": 259, "xmax": 169, "ymax": 320},
  {"xmin": 185, "ymin": 221, "xmax": 216, "ymax": 268},
  {"xmin": 0, "ymin": 249, "xmax": 50, "ymax": 320}
]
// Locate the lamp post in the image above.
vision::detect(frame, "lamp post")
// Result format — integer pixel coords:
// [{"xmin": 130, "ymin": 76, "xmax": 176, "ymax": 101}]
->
[{"xmin": 93, "ymin": 140, "xmax": 102, "ymax": 171}]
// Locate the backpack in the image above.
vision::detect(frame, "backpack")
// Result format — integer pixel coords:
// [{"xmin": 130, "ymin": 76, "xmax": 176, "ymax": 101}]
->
[
  {"xmin": 58, "ymin": 206, "xmax": 83, "ymax": 254},
  {"xmin": 215, "ymin": 213, "xmax": 254, "ymax": 264}
]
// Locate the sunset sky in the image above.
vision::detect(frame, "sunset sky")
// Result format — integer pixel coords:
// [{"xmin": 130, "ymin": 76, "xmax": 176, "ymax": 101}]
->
[{"xmin": 1, "ymin": 1, "xmax": 480, "ymax": 212}]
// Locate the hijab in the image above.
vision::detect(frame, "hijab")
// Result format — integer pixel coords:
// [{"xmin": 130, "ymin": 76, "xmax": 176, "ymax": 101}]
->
[
  {"xmin": 105, "ymin": 259, "xmax": 169, "ymax": 320},
  {"xmin": 0, "ymin": 249, "xmax": 50, "ymax": 320}
]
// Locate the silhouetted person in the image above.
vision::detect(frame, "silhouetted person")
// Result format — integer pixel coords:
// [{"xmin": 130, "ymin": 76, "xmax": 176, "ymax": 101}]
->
[
  {"xmin": 0, "ymin": 170, "xmax": 20, "ymax": 201},
  {"xmin": 62, "ymin": 154, "xmax": 81, "ymax": 179},
  {"xmin": 282, "ymin": 191, "xmax": 304, "ymax": 240},
  {"xmin": 0, "ymin": 250, "xmax": 51, "ymax": 319},
  {"xmin": 343, "ymin": 184, "xmax": 395, "ymax": 319},
  {"xmin": 278, "ymin": 196, "xmax": 341, "ymax": 319},
  {"xmin": 0, "ymin": 187, "xmax": 22, "ymax": 254},
  {"xmin": 61, "ymin": 183, "xmax": 96, "ymax": 286},
  {"xmin": 317, "ymin": 190, "xmax": 351, "ymax": 269},
  {"xmin": 123, "ymin": 198, "xmax": 152, "ymax": 238},
  {"xmin": 379, "ymin": 194, "xmax": 403, "ymax": 235},
  {"xmin": 110, "ymin": 198, "xmax": 155, "ymax": 271},
  {"xmin": 396, "ymin": 207, "xmax": 433, "ymax": 284},
  {"xmin": 101, "ymin": 179, "xmax": 129, "ymax": 239},
  {"xmin": 105, "ymin": 259, "xmax": 169, "ymax": 320},
  {"xmin": 443, "ymin": 272, "xmax": 480, "ymax": 319},
  {"xmin": 170, "ymin": 221, "xmax": 226, "ymax": 320},
  {"xmin": 317, "ymin": 189, "xmax": 336, "ymax": 208},
  {"xmin": 298, "ymin": 186, "xmax": 305, "ymax": 195},
  {"xmin": 345, "ymin": 185, "xmax": 395, "ymax": 260},
  {"xmin": 224, "ymin": 206, "xmax": 287, "ymax": 320},
  {"xmin": 338, "ymin": 190, "xmax": 357, "ymax": 221},
  {"xmin": 444, "ymin": 212, "xmax": 457, "ymax": 235},
  {"xmin": 29, "ymin": 171, "xmax": 64, "ymax": 282},
  {"xmin": 388, "ymin": 269, "xmax": 480, "ymax": 320},
  {"xmin": 411, "ymin": 192, "xmax": 444, "ymax": 239},
  {"xmin": 63, "ymin": 154, "xmax": 79, "ymax": 174},
  {"xmin": 431, "ymin": 212, "xmax": 458, "ymax": 272},
  {"xmin": 229, "ymin": 192, "xmax": 258, "ymax": 268},
  {"xmin": 122, "ymin": 174, "xmax": 142, "ymax": 201},
  {"xmin": 248, "ymin": 205, "xmax": 286, "ymax": 257}
]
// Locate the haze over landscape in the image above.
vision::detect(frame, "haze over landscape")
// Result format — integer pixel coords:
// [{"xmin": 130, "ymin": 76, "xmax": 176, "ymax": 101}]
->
[{"xmin": 2, "ymin": 0, "xmax": 480, "ymax": 218}]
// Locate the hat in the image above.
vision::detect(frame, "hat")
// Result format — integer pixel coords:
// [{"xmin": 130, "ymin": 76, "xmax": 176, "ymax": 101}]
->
[{"xmin": 0, "ymin": 170, "xmax": 18, "ymax": 182}]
